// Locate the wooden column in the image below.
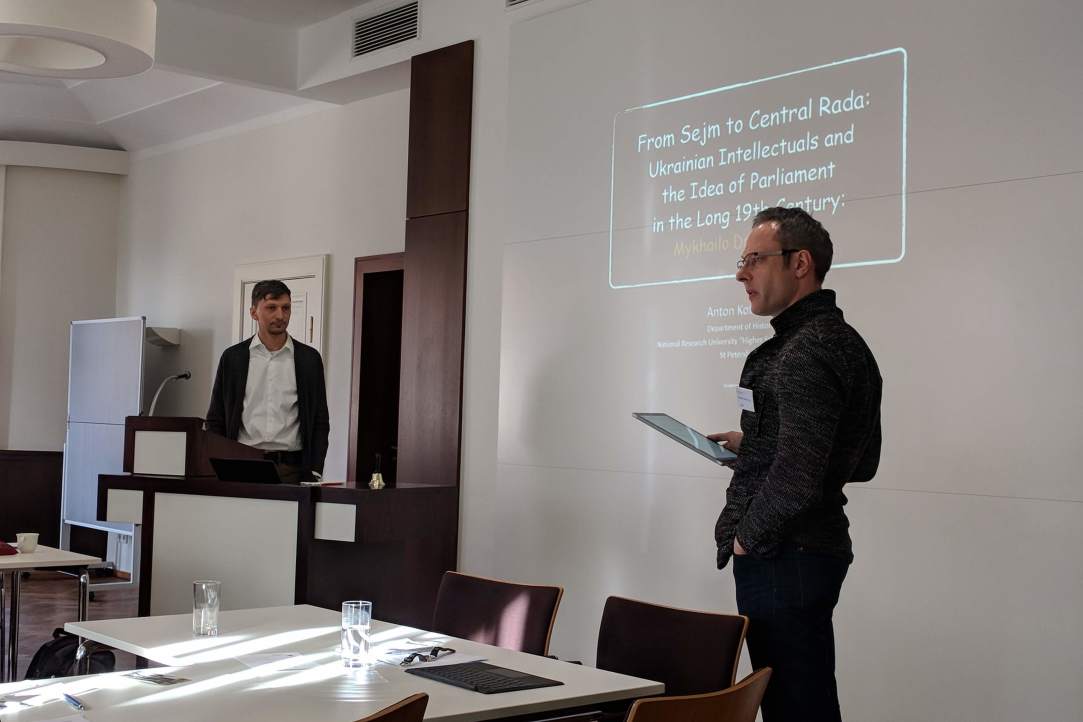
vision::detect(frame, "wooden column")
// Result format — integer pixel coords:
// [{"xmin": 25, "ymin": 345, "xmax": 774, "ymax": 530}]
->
[
  {"xmin": 396, "ymin": 40, "xmax": 473, "ymax": 488},
  {"xmin": 405, "ymin": 41, "xmax": 474, "ymax": 219},
  {"xmin": 339, "ymin": 40, "xmax": 472, "ymax": 625}
]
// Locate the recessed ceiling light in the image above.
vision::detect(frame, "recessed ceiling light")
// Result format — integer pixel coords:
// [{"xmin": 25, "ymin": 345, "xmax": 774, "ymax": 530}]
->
[{"xmin": 0, "ymin": 0, "xmax": 156, "ymax": 79}]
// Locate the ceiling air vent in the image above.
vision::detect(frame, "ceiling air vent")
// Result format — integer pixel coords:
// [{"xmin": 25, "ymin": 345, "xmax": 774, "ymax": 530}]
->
[
  {"xmin": 506, "ymin": 0, "xmax": 535, "ymax": 7},
  {"xmin": 352, "ymin": 2, "xmax": 418, "ymax": 58}
]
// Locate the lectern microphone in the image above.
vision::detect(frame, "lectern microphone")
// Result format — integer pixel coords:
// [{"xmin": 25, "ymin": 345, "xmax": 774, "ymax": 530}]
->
[{"xmin": 147, "ymin": 370, "xmax": 192, "ymax": 416}]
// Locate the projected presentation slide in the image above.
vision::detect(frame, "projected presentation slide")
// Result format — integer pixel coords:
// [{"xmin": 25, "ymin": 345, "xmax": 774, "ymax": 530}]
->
[{"xmin": 610, "ymin": 48, "xmax": 907, "ymax": 289}]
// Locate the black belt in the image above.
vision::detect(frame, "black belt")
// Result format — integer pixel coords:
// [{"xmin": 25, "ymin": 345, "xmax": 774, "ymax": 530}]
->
[{"xmin": 263, "ymin": 449, "xmax": 303, "ymax": 465}]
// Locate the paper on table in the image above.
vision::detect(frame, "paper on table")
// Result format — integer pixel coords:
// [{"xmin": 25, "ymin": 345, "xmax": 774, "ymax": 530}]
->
[
  {"xmin": 408, "ymin": 652, "xmax": 486, "ymax": 668},
  {"xmin": 377, "ymin": 644, "xmax": 486, "ymax": 668},
  {"xmin": 373, "ymin": 636, "xmax": 486, "ymax": 667},
  {"xmin": 0, "ymin": 691, "xmax": 86, "ymax": 709},
  {"xmin": 0, "ymin": 681, "xmax": 94, "ymax": 717},
  {"xmin": 124, "ymin": 672, "xmax": 190, "ymax": 686},
  {"xmin": 373, "ymin": 638, "xmax": 427, "ymax": 662}
]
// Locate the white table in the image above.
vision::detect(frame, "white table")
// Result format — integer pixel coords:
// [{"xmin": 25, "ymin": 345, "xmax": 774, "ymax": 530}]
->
[
  {"xmin": 0, "ymin": 604, "xmax": 665, "ymax": 721},
  {"xmin": 0, "ymin": 545, "xmax": 101, "ymax": 682}
]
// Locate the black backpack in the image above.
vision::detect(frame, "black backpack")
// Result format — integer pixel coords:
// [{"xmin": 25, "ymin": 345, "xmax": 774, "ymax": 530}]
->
[{"xmin": 25, "ymin": 628, "xmax": 116, "ymax": 679}]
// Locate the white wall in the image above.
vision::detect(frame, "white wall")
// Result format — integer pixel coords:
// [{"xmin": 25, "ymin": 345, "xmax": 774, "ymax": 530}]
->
[
  {"xmin": 115, "ymin": 89, "xmax": 410, "ymax": 480},
  {"xmin": 0, "ymin": 166, "xmax": 121, "ymax": 450}
]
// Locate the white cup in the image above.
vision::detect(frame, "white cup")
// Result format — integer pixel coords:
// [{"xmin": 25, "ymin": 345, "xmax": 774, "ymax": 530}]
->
[{"xmin": 16, "ymin": 533, "xmax": 38, "ymax": 553}]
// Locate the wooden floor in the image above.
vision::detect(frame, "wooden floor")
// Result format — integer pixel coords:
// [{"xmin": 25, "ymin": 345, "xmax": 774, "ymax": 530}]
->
[{"xmin": 2, "ymin": 570, "xmax": 140, "ymax": 679}]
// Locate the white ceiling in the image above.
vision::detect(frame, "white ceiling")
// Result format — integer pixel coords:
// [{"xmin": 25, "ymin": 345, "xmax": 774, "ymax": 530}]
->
[
  {"xmin": 0, "ymin": 67, "xmax": 321, "ymax": 151},
  {"xmin": 0, "ymin": 0, "xmax": 377, "ymax": 152},
  {"xmin": 174, "ymin": 0, "xmax": 368, "ymax": 27}
]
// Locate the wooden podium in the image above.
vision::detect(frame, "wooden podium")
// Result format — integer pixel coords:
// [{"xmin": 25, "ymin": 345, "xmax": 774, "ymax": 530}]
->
[
  {"xmin": 122, "ymin": 416, "xmax": 263, "ymax": 477},
  {"xmin": 104, "ymin": 417, "xmax": 458, "ymax": 627}
]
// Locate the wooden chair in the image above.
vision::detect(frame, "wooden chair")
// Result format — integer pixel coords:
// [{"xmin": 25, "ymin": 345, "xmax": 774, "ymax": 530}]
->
[
  {"xmin": 596, "ymin": 596, "xmax": 748, "ymax": 696},
  {"xmin": 431, "ymin": 571, "xmax": 563, "ymax": 655},
  {"xmin": 355, "ymin": 693, "xmax": 428, "ymax": 722},
  {"xmin": 624, "ymin": 668, "xmax": 771, "ymax": 722}
]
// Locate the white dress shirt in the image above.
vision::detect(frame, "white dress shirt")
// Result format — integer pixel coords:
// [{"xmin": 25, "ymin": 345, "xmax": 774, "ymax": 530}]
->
[{"xmin": 237, "ymin": 335, "xmax": 302, "ymax": 452}]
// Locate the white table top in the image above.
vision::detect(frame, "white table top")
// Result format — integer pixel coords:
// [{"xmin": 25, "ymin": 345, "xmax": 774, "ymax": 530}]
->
[
  {"xmin": 0, "ymin": 545, "xmax": 100, "ymax": 570},
  {"xmin": 0, "ymin": 604, "xmax": 665, "ymax": 722}
]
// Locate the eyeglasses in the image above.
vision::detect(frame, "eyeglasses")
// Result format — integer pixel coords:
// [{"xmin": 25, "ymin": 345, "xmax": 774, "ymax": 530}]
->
[
  {"xmin": 400, "ymin": 646, "xmax": 456, "ymax": 666},
  {"xmin": 736, "ymin": 249, "xmax": 798, "ymax": 271}
]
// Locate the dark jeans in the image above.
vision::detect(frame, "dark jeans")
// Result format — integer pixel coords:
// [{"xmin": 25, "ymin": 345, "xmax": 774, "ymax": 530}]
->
[{"xmin": 733, "ymin": 548, "xmax": 850, "ymax": 722}]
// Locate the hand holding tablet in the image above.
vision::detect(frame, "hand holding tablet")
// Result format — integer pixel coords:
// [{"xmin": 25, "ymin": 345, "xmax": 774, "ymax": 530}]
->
[
  {"xmin": 633, "ymin": 413, "xmax": 738, "ymax": 466},
  {"xmin": 707, "ymin": 430, "xmax": 743, "ymax": 454}
]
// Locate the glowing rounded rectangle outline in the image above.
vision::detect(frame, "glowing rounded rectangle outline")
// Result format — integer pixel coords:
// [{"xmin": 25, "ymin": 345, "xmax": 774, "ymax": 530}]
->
[{"xmin": 608, "ymin": 47, "xmax": 908, "ymax": 290}]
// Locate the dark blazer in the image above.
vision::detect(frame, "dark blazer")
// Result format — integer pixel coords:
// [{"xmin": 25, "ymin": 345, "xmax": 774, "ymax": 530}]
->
[{"xmin": 205, "ymin": 336, "xmax": 330, "ymax": 473}]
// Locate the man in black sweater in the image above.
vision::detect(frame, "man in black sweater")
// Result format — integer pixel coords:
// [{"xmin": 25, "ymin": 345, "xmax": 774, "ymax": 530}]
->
[
  {"xmin": 710, "ymin": 208, "xmax": 882, "ymax": 722},
  {"xmin": 206, "ymin": 280, "xmax": 330, "ymax": 478}
]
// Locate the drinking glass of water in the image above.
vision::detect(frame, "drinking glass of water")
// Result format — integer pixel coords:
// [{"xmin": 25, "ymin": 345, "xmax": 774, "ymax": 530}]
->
[
  {"xmin": 193, "ymin": 580, "xmax": 221, "ymax": 636},
  {"xmin": 341, "ymin": 600, "xmax": 373, "ymax": 667}
]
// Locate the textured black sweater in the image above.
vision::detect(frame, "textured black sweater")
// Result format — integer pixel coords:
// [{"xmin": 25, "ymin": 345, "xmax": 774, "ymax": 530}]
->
[{"xmin": 715, "ymin": 289, "xmax": 882, "ymax": 569}]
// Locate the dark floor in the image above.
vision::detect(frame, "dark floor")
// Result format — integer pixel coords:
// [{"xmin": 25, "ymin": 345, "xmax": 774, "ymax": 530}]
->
[{"xmin": 3, "ymin": 570, "xmax": 140, "ymax": 680}]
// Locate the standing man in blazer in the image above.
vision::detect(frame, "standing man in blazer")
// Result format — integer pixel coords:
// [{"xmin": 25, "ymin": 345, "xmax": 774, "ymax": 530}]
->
[{"xmin": 206, "ymin": 279, "xmax": 330, "ymax": 479}]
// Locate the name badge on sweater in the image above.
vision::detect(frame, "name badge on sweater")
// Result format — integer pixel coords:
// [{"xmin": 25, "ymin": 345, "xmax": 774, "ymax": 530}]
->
[{"xmin": 737, "ymin": 387, "xmax": 756, "ymax": 412}]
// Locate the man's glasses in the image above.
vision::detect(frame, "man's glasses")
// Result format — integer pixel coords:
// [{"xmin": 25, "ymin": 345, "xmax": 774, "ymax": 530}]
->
[
  {"xmin": 400, "ymin": 646, "xmax": 456, "ymax": 666},
  {"xmin": 736, "ymin": 249, "xmax": 798, "ymax": 271}
]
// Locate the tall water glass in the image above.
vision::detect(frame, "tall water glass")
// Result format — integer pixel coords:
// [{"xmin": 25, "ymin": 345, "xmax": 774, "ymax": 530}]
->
[
  {"xmin": 341, "ymin": 600, "xmax": 373, "ymax": 667},
  {"xmin": 193, "ymin": 580, "xmax": 221, "ymax": 636}
]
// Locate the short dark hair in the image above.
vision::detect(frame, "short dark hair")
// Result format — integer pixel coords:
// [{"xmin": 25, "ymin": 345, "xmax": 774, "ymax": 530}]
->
[
  {"xmin": 251, "ymin": 279, "xmax": 292, "ymax": 306},
  {"xmin": 752, "ymin": 206, "xmax": 833, "ymax": 282}
]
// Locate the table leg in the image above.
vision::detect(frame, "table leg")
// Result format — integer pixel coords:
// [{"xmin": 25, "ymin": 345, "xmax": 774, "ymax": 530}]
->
[
  {"xmin": 8, "ymin": 569, "xmax": 20, "ymax": 682},
  {"xmin": 76, "ymin": 568, "xmax": 91, "ymax": 675},
  {"xmin": 77, "ymin": 568, "xmax": 90, "ymax": 621}
]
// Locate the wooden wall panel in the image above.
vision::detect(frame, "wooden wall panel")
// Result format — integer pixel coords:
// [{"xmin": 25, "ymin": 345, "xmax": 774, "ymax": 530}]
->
[
  {"xmin": 396, "ymin": 212, "xmax": 468, "ymax": 487},
  {"xmin": 406, "ymin": 40, "xmax": 474, "ymax": 219},
  {"xmin": 0, "ymin": 450, "xmax": 62, "ymax": 547},
  {"xmin": 305, "ymin": 486, "xmax": 458, "ymax": 628}
]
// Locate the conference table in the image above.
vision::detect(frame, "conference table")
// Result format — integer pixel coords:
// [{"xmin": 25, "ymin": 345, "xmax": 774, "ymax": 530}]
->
[
  {"xmin": 0, "ymin": 604, "xmax": 663, "ymax": 721},
  {"xmin": 0, "ymin": 545, "xmax": 101, "ymax": 683}
]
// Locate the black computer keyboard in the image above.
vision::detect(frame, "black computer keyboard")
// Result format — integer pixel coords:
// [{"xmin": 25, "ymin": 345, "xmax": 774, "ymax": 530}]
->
[{"xmin": 404, "ymin": 661, "xmax": 564, "ymax": 694}]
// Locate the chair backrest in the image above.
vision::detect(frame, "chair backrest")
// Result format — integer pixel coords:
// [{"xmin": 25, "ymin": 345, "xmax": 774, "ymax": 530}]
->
[
  {"xmin": 625, "ymin": 668, "xmax": 771, "ymax": 722},
  {"xmin": 431, "ymin": 571, "xmax": 563, "ymax": 655},
  {"xmin": 355, "ymin": 693, "xmax": 428, "ymax": 722},
  {"xmin": 596, "ymin": 596, "xmax": 748, "ymax": 696}
]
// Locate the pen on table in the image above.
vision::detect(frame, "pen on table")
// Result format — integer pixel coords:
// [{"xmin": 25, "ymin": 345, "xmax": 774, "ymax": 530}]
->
[{"xmin": 62, "ymin": 692, "xmax": 86, "ymax": 712}]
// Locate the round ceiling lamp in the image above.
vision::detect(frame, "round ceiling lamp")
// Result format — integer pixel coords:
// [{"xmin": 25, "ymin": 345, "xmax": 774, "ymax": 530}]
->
[{"xmin": 0, "ymin": 0, "xmax": 156, "ymax": 79}]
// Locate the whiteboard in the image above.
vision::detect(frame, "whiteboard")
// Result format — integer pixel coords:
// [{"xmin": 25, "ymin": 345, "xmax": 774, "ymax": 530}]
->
[
  {"xmin": 63, "ymin": 316, "xmax": 145, "ymax": 529},
  {"xmin": 67, "ymin": 317, "xmax": 145, "ymax": 423}
]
